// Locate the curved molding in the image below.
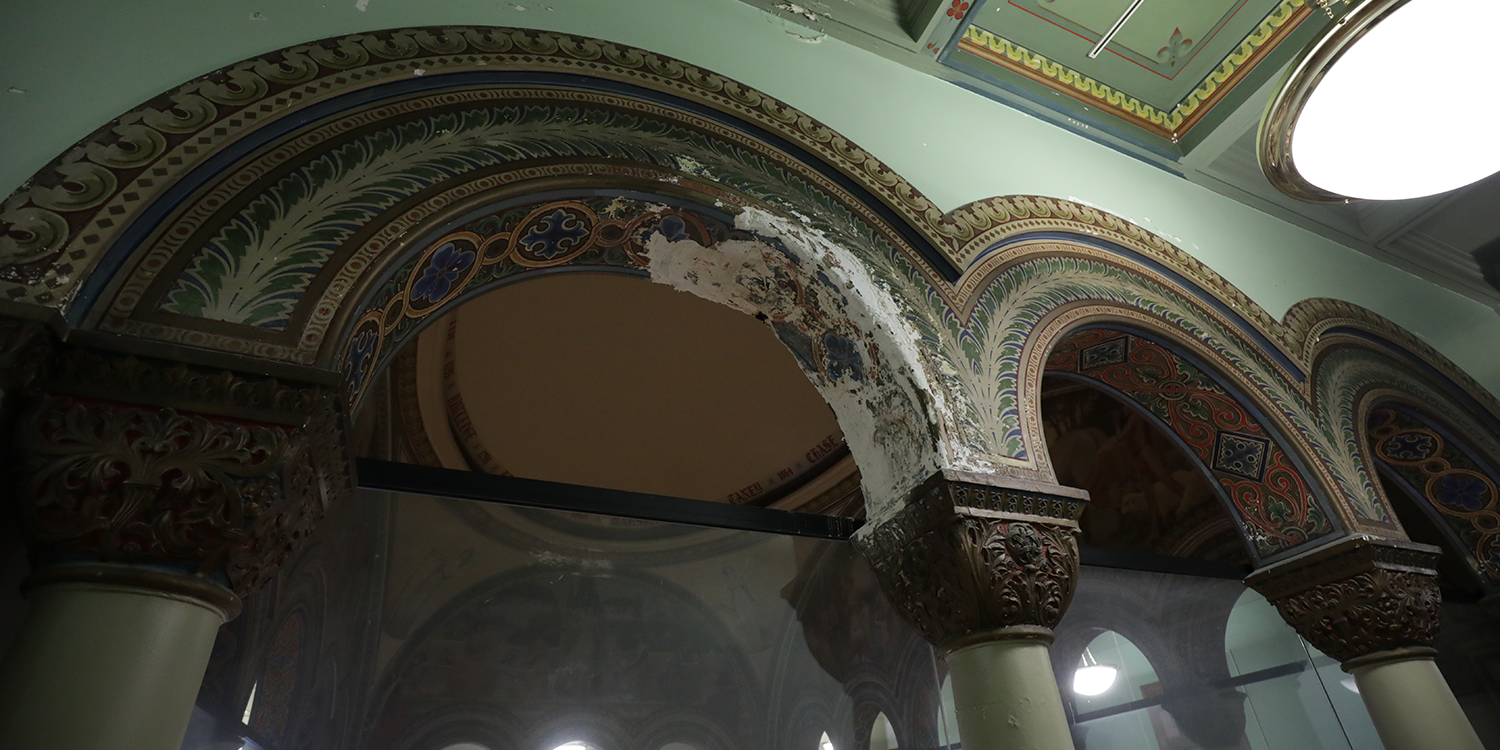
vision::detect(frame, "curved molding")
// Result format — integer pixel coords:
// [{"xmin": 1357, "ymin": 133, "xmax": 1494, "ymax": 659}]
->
[{"xmin": 4, "ymin": 26, "xmax": 1499, "ymax": 552}]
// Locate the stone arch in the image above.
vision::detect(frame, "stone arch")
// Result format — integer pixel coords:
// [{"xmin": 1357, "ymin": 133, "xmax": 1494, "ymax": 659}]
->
[
  {"xmin": 954, "ymin": 218, "xmax": 1344, "ymax": 557},
  {"xmin": 0, "ymin": 26, "xmax": 979, "ymax": 519},
  {"xmin": 940, "ymin": 205, "xmax": 1498, "ymax": 555},
  {"xmin": 7, "ymin": 25, "xmax": 1500, "ymax": 538},
  {"xmin": 329, "ymin": 192, "xmax": 939, "ymax": 514},
  {"xmin": 1039, "ymin": 324, "xmax": 1335, "ymax": 562},
  {"xmin": 1301, "ymin": 315, "xmax": 1500, "ymax": 590}
]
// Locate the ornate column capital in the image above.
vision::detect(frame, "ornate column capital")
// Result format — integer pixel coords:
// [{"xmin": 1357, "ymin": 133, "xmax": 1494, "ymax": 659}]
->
[
  {"xmin": 852, "ymin": 470, "xmax": 1088, "ymax": 654},
  {"xmin": 8, "ymin": 341, "xmax": 352, "ymax": 618},
  {"xmin": 0, "ymin": 318, "xmax": 51, "ymax": 393},
  {"xmin": 1246, "ymin": 534, "xmax": 1442, "ymax": 668}
]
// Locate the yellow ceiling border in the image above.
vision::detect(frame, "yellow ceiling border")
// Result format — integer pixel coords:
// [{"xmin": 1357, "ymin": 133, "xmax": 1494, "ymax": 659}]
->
[{"xmin": 958, "ymin": 0, "xmax": 1313, "ymax": 142}]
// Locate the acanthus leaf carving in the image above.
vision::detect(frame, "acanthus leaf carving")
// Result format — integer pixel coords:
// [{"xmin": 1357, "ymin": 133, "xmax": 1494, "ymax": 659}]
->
[
  {"xmin": 10, "ymin": 344, "xmax": 351, "ymax": 602},
  {"xmin": 1247, "ymin": 534, "xmax": 1443, "ymax": 664},
  {"xmin": 854, "ymin": 470, "xmax": 1085, "ymax": 649}
]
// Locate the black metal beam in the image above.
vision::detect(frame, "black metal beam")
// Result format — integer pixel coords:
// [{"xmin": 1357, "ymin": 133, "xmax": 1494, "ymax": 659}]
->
[
  {"xmin": 1072, "ymin": 660, "xmax": 1308, "ymax": 723},
  {"xmin": 355, "ymin": 458, "xmax": 862, "ymax": 540}
]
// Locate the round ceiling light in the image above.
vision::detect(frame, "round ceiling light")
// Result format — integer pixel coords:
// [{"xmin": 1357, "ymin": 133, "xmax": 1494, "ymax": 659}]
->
[
  {"xmin": 1260, "ymin": 0, "xmax": 1500, "ymax": 202},
  {"xmin": 1072, "ymin": 665, "xmax": 1119, "ymax": 696}
]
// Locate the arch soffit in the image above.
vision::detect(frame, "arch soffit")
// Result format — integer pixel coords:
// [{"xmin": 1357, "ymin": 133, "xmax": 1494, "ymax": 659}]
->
[
  {"xmin": 1, "ymin": 27, "xmax": 1497, "ymax": 536},
  {"xmin": 1043, "ymin": 327, "xmax": 1336, "ymax": 560},
  {"xmin": 1364, "ymin": 403, "xmax": 1500, "ymax": 591}
]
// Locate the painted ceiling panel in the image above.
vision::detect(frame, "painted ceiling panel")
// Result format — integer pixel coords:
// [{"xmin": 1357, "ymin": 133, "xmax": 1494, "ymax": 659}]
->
[{"xmin": 955, "ymin": 0, "xmax": 1319, "ymax": 142}]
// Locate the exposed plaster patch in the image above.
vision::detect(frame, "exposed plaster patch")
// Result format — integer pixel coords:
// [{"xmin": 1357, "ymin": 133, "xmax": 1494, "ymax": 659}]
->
[
  {"xmin": 645, "ymin": 207, "xmax": 943, "ymax": 522},
  {"xmin": 770, "ymin": 2, "xmax": 829, "ymax": 42},
  {"xmin": 354, "ymin": 0, "xmax": 369, "ymax": 10},
  {"xmin": 531, "ymin": 550, "xmax": 612, "ymax": 570},
  {"xmin": 7, "ymin": 88, "xmax": 24, "ymax": 95},
  {"xmin": 774, "ymin": 2, "xmax": 824, "ymax": 21},
  {"xmin": 248, "ymin": 11, "xmax": 268, "ymax": 20}
]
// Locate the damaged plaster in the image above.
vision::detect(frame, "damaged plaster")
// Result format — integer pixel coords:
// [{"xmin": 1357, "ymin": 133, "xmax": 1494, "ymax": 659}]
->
[{"xmin": 646, "ymin": 207, "xmax": 943, "ymax": 522}]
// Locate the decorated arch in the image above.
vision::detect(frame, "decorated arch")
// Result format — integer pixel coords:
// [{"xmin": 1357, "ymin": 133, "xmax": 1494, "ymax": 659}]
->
[{"xmin": 4, "ymin": 26, "xmax": 1500, "ymax": 555}]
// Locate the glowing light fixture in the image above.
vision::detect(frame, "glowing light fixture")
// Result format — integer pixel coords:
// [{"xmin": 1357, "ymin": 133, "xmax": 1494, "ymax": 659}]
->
[
  {"xmin": 1073, "ymin": 665, "xmax": 1119, "ymax": 696},
  {"xmin": 1260, "ymin": 0, "xmax": 1500, "ymax": 202},
  {"xmin": 1072, "ymin": 647, "xmax": 1118, "ymax": 697}
]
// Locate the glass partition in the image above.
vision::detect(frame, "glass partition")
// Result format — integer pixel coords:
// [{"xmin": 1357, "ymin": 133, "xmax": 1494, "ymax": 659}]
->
[{"xmin": 178, "ymin": 489, "xmax": 1478, "ymax": 750}]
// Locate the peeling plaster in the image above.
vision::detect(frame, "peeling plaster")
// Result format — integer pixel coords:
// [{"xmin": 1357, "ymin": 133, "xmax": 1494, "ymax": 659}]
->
[{"xmin": 646, "ymin": 207, "xmax": 943, "ymax": 522}]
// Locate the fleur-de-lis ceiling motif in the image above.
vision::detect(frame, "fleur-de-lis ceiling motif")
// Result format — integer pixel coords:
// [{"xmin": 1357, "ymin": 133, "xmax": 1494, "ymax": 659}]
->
[{"xmin": 1158, "ymin": 27, "xmax": 1194, "ymax": 67}]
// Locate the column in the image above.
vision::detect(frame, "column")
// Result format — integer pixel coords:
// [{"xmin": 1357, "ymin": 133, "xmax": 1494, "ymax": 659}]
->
[
  {"xmin": 855, "ymin": 470, "xmax": 1088, "ymax": 750},
  {"xmin": 1247, "ymin": 535, "xmax": 1484, "ymax": 750},
  {"xmin": 0, "ymin": 337, "xmax": 350, "ymax": 750}
]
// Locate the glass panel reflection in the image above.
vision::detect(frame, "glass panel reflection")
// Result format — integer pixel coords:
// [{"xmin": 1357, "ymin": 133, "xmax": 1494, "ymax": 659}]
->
[
  {"xmin": 1050, "ymin": 568, "xmax": 1385, "ymax": 750},
  {"xmin": 181, "ymin": 489, "xmax": 1443, "ymax": 750}
]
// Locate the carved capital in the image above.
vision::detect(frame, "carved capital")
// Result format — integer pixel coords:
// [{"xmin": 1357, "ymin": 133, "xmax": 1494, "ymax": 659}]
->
[
  {"xmin": 853, "ymin": 470, "xmax": 1087, "ymax": 651},
  {"xmin": 10, "ymin": 344, "xmax": 351, "ymax": 607},
  {"xmin": 0, "ymin": 317, "xmax": 52, "ymax": 392},
  {"xmin": 1246, "ymin": 535, "xmax": 1442, "ymax": 665}
]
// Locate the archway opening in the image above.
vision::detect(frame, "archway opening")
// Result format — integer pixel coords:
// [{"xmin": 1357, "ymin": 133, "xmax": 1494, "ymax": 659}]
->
[
  {"xmin": 1365, "ymin": 404, "xmax": 1492, "ymax": 597},
  {"xmin": 353, "ymin": 271, "xmax": 864, "ymax": 516},
  {"xmin": 867, "ymin": 712, "xmax": 896, "ymax": 750},
  {"xmin": 1040, "ymin": 374, "xmax": 1250, "ymax": 563}
]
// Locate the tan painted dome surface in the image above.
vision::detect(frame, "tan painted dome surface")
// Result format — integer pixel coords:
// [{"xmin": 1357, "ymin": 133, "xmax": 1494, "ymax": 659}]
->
[{"xmin": 450, "ymin": 272, "xmax": 843, "ymax": 503}]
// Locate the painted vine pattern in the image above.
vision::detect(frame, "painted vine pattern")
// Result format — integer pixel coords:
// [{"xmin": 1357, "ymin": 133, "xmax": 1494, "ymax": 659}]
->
[
  {"xmin": 1047, "ymin": 329, "xmax": 1332, "ymax": 556},
  {"xmin": 3, "ymin": 27, "xmax": 1498, "ymax": 551}
]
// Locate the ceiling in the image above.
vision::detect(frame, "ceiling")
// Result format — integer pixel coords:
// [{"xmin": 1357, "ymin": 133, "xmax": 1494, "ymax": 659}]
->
[
  {"xmin": 385, "ymin": 272, "xmax": 860, "ymax": 512},
  {"xmin": 741, "ymin": 0, "xmax": 1500, "ymax": 309}
]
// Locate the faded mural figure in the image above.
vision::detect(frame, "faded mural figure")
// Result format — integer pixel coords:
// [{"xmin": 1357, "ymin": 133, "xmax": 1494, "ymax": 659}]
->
[{"xmin": 1043, "ymin": 381, "xmax": 1245, "ymax": 562}]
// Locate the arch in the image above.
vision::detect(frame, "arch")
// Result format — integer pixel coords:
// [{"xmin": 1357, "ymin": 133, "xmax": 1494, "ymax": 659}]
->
[
  {"xmin": 4, "ymin": 25, "xmax": 1500, "ymax": 544},
  {"xmin": 1305, "ymin": 311, "xmax": 1500, "ymax": 585},
  {"xmin": 0, "ymin": 26, "xmax": 967, "ymax": 518},
  {"xmin": 1365, "ymin": 404, "xmax": 1500, "ymax": 592},
  {"xmin": 1043, "ymin": 327, "xmax": 1333, "ymax": 561}
]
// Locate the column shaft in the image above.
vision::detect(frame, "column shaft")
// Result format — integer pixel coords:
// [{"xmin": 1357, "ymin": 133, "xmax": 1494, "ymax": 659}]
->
[
  {"xmin": 947, "ymin": 636, "xmax": 1073, "ymax": 750},
  {"xmin": 856, "ymin": 471, "xmax": 1087, "ymax": 750},
  {"xmin": 1350, "ymin": 655, "xmax": 1484, "ymax": 750},
  {"xmin": 1247, "ymin": 535, "xmax": 1485, "ymax": 750},
  {"xmin": 0, "ymin": 581, "xmax": 225, "ymax": 750}
]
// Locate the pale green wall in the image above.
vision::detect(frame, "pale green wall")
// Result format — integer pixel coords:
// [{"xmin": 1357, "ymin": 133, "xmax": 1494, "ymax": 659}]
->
[{"xmin": 3, "ymin": 0, "xmax": 1498, "ymax": 393}]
